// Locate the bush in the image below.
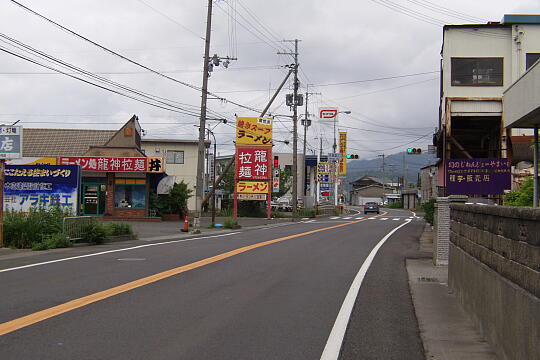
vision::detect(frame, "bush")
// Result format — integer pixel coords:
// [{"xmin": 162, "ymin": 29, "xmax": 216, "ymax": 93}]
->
[
  {"xmin": 155, "ymin": 181, "xmax": 193, "ymax": 215},
  {"xmin": 223, "ymin": 217, "xmax": 238, "ymax": 229},
  {"xmin": 104, "ymin": 222, "xmax": 133, "ymax": 236},
  {"xmin": 298, "ymin": 208, "xmax": 316, "ymax": 218},
  {"xmin": 421, "ymin": 199, "xmax": 436, "ymax": 225},
  {"xmin": 32, "ymin": 242, "xmax": 49, "ymax": 251},
  {"xmin": 4, "ymin": 207, "xmax": 66, "ymax": 249},
  {"xmin": 44, "ymin": 233, "xmax": 71, "ymax": 249},
  {"xmin": 386, "ymin": 201, "xmax": 403, "ymax": 209},
  {"xmin": 217, "ymin": 208, "xmax": 233, "ymax": 217},
  {"xmin": 82, "ymin": 220, "xmax": 107, "ymax": 244},
  {"xmin": 504, "ymin": 177, "xmax": 533, "ymax": 206}
]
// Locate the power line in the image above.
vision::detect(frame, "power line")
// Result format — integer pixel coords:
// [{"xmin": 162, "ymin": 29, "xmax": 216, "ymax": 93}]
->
[
  {"xmin": 8, "ymin": 0, "xmax": 263, "ymax": 115},
  {"xmin": 313, "ymin": 70, "xmax": 439, "ymax": 87}
]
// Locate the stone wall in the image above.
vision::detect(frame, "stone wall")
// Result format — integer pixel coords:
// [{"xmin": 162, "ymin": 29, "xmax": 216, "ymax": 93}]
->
[{"xmin": 449, "ymin": 204, "xmax": 540, "ymax": 360}]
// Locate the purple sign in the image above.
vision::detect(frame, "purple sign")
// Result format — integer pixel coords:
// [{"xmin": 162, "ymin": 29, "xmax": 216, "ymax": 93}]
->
[{"xmin": 446, "ymin": 158, "xmax": 510, "ymax": 195}]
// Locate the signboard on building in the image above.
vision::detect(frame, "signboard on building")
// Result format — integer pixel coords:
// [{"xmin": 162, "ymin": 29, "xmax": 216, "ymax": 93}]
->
[
  {"xmin": 235, "ymin": 147, "xmax": 271, "ymax": 180},
  {"xmin": 317, "ymin": 162, "xmax": 334, "ymax": 175},
  {"xmin": 236, "ymin": 181, "xmax": 270, "ymax": 194},
  {"xmin": 318, "ymin": 108, "xmax": 338, "ymax": 122},
  {"xmin": 235, "ymin": 117, "xmax": 273, "ymax": 146},
  {"xmin": 237, "ymin": 193, "xmax": 267, "ymax": 201},
  {"xmin": 59, "ymin": 156, "xmax": 163, "ymax": 173},
  {"xmin": 272, "ymin": 177, "xmax": 280, "ymax": 193},
  {"xmin": 3, "ymin": 165, "xmax": 80, "ymax": 214},
  {"xmin": 339, "ymin": 132, "xmax": 347, "ymax": 175},
  {"xmin": 6, "ymin": 157, "xmax": 57, "ymax": 165},
  {"xmin": 446, "ymin": 158, "xmax": 511, "ymax": 195},
  {"xmin": 0, "ymin": 126, "xmax": 22, "ymax": 159}
]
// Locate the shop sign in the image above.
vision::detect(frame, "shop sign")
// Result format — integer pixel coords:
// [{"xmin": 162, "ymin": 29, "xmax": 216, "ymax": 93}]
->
[
  {"xmin": 339, "ymin": 132, "xmax": 347, "ymax": 175},
  {"xmin": 237, "ymin": 193, "xmax": 267, "ymax": 201},
  {"xmin": 446, "ymin": 158, "xmax": 511, "ymax": 195},
  {"xmin": 0, "ymin": 126, "xmax": 22, "ymax": 159},
  {"xmin": 235, "ymin": 117, "xmax": 273, "ymax": 146},
  {"xmin": 236, "ymin": 181, "xmax": 270, "ymax": 194},
  {"xmin": 59, "ymin": 156, "xmax": 163, "ymax": 173},
  {"xmin": 236, "ymin": 147, "xmax": 271, "ymax": 180},
  {"xmin": 3, "ymin": 165, "xmax": 80, "ymax": 214},
  {"xmin": 272, "ymin": 177, "xmax": 280, "ymax": 193},
  {"xmin": 6, "ymin": 157, "xmax": 57, "ymax": 165}
]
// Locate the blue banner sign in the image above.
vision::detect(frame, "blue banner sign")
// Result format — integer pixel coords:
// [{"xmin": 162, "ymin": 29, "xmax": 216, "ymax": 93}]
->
[{"xmin": 4, "ymin": 165, "xmax": 80, "ymax": 214}]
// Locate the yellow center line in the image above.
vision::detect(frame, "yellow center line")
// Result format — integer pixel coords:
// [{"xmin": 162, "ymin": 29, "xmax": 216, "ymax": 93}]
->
[{"xmin": 0, "ymin": 210, "xmax": 388, "ymax": 336}]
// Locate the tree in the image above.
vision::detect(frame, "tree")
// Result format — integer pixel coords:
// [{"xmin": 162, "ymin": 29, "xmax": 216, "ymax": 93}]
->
[
  {"xmin": 504, "ymin": 177, "xmax": 534, "ymax": 206},
  {"xmin": 157, "ymin": 181, "xmax": 193, "ymax": 215}
]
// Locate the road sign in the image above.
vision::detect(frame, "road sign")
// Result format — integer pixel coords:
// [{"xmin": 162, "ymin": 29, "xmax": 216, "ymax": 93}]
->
[{"xmin": 0, "ymin": 126, "xmax": 22, "ymax": 159}]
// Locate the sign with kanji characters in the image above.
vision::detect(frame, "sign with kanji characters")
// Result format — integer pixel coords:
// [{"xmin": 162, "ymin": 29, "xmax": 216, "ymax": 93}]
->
[
  {"xmin": 0, "ymin": 126, "xmax": 22, "ymax": 159},
  {"xmin": 237, "ymin": 193, "xmax": 267, "ymax": 201},
  {"xmin": 236, "ymin": 181, "xmax": 270, "ymax": 194},
  {"xmin": 3, "ymin": 165, "xmax": 80, "ymax": 214},
  {"xmin": 235, "ymin": 117, "xmax": 273, "ymax": 146},
  {"xmin": 446, "ymin": 158, "xmax": 511, "ymax": 195},
  {"xmin": 236, "ymin": 147, "xmax": 271, "ymax": 180},
  {"xmin": 317, "ymin": 162, "xmax": 335, "ymax": 175},
  {"xmin": 320, "ymin": 182, "xmax": 331, "ymax": 190},
  {"xmin": 339, "ymin": 132, "xmax": 347, "ymax": 175},
  {"xmin": 272, "ymin": 176, "xmax": 280, "ymax": 193},
  {"xmin": 58, "ymin": 156, "xmax": 164, "ymax": 173}
]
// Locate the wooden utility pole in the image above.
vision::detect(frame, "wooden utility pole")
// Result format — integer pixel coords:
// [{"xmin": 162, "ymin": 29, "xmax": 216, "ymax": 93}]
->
[{"xmin": 0, "ymin": 159, "xmax": 4, "ymax": 247}]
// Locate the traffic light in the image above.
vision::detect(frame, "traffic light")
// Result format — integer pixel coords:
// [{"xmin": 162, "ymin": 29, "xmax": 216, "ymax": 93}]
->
[
  {"xmin": 346, "ymin": 154, "xmax": 359, "ymax": 159},
  {"xmin": 273, "ymin": 155, "xmax": 279, "ymax": 168},
  {"xmin": 407, "ymin": 148, "xmax": 422, "ymax": 154}
]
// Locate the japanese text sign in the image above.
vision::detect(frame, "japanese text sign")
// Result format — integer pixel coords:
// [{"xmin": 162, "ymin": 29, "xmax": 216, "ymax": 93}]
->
[
  {"xmin": 339, "ymin": 132, "xmax": 347, "ymax": 175},
  {"xmin": 317, "ymin": 162, "xmax": 335, "ymax": 175},
  {"xmin": 237, "ymin": 193, "xmax": 267, "ymax": 201},
  {"xmin": 59, "ymin": 156, "xmax": 163, "ymax": 173},
  {"xmin": 235, "ymin": 117, "xmax": 273, "ymax": 146},
  {"xmin": 236, "ymin": 147, "xmax": 271, "ymax": 180},
  {"xmin": 446, "ymin": 158, "xmax": 510, "ymax": 195},
  {"xmin": 236, "ymin": 181, "xmax": 270, "ymax": 194},
  {"xmin": 319, "ymin": 108, "xmax": 338, "ymax": 122},
  {"xmin": 3, "ymin": 165, "xmax": 80, "ymax": 214},
  {"xmin": 0, "ymin": 126, "xmax": 22, "ymax": 159}
]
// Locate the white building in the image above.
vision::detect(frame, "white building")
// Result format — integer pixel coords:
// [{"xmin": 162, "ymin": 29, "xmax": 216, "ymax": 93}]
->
[
  {"xmin": 434, "ymin": 14, "xmax": 540, "ymax": 194},
  {"xmin": 141, "ymin": 139, "xmax": 209, "ymax": 211}
]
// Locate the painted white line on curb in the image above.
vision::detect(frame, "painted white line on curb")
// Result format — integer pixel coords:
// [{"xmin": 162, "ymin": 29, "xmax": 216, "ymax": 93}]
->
[
  {"xmin": 330, "ymin": 216, "xmax": 340, "ymax": 220},
  {"xmin": 368, "ymin": 217, "xmax": 376, "ymax": 219},
  {"xmin": 320, "ymin": 219, "xmax": 412, "ymax": 360},
  {"xmin": 355, "ymin": 217, "xmax": 364, "ymax": 220},
  {"xmin": 393, "ymin": 218, "xmax": 400, "ymax": 221},
  {"xmin": 0, "ymin": 232, "xmax": 241, "ymax": 273},
  {"xmin": 342, "ymin": 217, "xmax": 352, "ymax": 220}
]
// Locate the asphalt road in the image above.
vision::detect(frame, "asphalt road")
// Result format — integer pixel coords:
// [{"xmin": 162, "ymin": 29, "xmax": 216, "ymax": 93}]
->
[{"xmin": 0, "ymin": 209, "xmax": 425, "ymax": 359}]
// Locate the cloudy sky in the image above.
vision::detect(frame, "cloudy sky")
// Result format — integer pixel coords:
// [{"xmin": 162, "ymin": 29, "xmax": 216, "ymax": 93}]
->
[{"xmin": 0, "ymin": 0, "xmax": 537, "ymax": 160}]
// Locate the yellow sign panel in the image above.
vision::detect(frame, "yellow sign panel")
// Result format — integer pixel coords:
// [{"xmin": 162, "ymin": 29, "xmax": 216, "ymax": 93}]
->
[
  {"xmin": 339, "ymin": 132, "xmax": 347, "ymax": 175},
  {"xmin": 236, "ymin": 180, "xmax": 270, "ymax": 194},
  {"xmin": 6, "ymin": 157, "xmax": 57, "ymax": 165},
  {"xmin": 236, "ymin": 117, "xmax": 273, "ymax": 146}
]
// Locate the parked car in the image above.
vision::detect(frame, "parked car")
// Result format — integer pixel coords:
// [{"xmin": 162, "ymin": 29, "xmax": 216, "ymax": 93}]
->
[{"xmin": 364, "ymin": 202, "xmax": 380, "ymax": 214}]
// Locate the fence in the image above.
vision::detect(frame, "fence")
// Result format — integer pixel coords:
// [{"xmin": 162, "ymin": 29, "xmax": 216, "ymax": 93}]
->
[{"xmin": 62, "ymin": 216, "xmax": 94, "ymax": 241}]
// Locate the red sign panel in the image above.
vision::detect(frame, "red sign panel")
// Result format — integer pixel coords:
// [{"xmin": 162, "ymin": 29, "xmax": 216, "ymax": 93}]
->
[
  {"xmin": 235, "ymin": 147, "xmax": 271, "ymax": 180},
  {"xmin": 59, "ymin": 156, "xmax": 163, "ymax": 173}
]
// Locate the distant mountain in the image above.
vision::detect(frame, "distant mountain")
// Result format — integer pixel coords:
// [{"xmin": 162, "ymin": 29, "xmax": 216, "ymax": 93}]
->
[{"xmin": 344, "ymin": 152, "xmax": 437, "ymax": 191}]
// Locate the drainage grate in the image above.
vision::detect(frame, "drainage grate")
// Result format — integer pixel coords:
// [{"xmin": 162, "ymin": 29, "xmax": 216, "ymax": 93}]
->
[{"xmin": 417, "ymin": 277, "xmax": 440, "ymax": 283}]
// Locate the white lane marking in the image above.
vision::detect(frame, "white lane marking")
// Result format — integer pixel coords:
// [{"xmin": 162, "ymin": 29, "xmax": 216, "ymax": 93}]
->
[
  {"xmin": 117, "ymin": 258, "xmax": 146, "ymax": 261},
  {"xmin": 368, "ymin": 217, "xmax": 376, "ymax": 220},
  {"xmin": 320, "ymin": 219, "xmax": 412, "ymax": 360},
  {"xmin": 330, "ymin": 216, "xmax": 340, "ymax": 220},
  {"xmin": 392, "ymin": 218, "xmax": 400, "ymax": 221},
  {"xmin": 409, "ymin": 216, "xmax": 414, "ymax": 219},
  {"xmin": 355, "ymin": 217, "xmax": 364, "ymax": 220},
  {"xmin": 342, "ymin": 217, "xmax": 352, "ymax": 220},
  {"xmin": 306, "ymin": 219, "xmax": 316, "ymax": 223},
  {"xmin": 380, "ymin": 218, "xmax": 388, "ymax": 221},
  {"xmin": 302, "ymin": 218, "xmax": 309, "ymax": 220},
  {"xmin": 0, "ymin": 232, "xmax": 241, "ymax": 273}
]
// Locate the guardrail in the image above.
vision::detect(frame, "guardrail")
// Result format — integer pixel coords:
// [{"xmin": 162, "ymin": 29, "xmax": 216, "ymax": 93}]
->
[{"xmin": 62, "ymin": 216, "xmax": 94, "ymax": 241}]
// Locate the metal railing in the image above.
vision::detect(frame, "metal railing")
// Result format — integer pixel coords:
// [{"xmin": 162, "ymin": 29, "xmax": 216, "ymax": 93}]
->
[{"xmin": 62, "ymin": 216, "xmax": 94, "ymax": 241}]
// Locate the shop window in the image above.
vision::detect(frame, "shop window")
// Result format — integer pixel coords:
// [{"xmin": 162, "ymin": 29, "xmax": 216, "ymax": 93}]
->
[
  {"xmin": 166, "ymin": 150, "xmax": 184, "ymax": 164},
  {"xmin": 451, "ymin": 58, "xmax": 503, "ymax": 86},
  {"xmin": 115, "ymin": 180, "xmax": 146, "ymax": 209},
  {"xmin": 526, "ymin": 53, "xmax": 540, "ymax": 70}
]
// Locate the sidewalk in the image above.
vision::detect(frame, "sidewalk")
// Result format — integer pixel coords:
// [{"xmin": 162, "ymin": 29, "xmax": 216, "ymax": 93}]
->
[{"xmin": 407, "ymin": 225, "xmax": 497, "ymax": 360}]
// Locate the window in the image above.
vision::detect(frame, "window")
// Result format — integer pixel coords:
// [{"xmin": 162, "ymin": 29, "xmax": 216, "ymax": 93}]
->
[
  {"xmin": 526, "ymin": 53, "xmax": 540, "ymax": 70},
  {"xmin": 166, "ymin": 150, "xmax": 184, "ymax": 164},
  {"xmin": 451, "ymin": 58, "xmax": 503, "ymax": 86},
  {"xmin": 114, "ymin": 179, "xmax": 146, "ymax": 209}
]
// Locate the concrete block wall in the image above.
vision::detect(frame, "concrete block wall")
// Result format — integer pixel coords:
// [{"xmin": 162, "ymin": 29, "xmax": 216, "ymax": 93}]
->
[{"xmin": 449, "ymin": 204, "xmax": 540, "ymax": 360}]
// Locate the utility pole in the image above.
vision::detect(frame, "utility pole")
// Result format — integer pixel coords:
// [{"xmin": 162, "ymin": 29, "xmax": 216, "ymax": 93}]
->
[
  {"xmin": 378, "ymin": 153, "xmax": 385, "ymax": 201},
  {"xmin": 302, "ymin": 85, "xmax": 321, "ymax": 196},
  {"xmin": 279, "ymin": 39, "xmax": 300, "ymax": 218},
  {"xmin": 194, "ymin": 0, "xmax": 213, "ymax": 231}
]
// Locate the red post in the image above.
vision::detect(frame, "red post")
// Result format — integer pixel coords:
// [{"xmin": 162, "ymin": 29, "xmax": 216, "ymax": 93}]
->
[{"xmin": 233, "ymin": 180, "xmax": 238, "ymax": 219}]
